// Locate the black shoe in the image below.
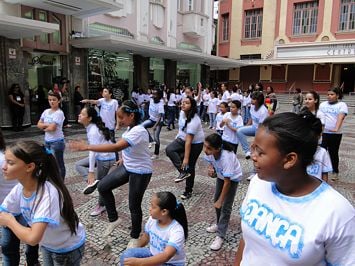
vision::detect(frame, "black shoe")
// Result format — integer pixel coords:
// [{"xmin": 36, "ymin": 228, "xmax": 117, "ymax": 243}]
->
[
  {"xmin": 166, "ymin": 127, "xmax": 171, "ymax": 131},
  {"xmin": 82, "ymin": 180, "xmax": 99, "ymax": 195},
  {"xmin": 174, "ymin": 172, "xmax": 191, "ymax": 183},
  {"xmin": 180, "ymin": 191, "xmax": 192, "ymax": 200}
]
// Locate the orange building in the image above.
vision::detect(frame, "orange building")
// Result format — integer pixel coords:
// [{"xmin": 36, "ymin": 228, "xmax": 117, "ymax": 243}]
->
[{"xmin": 217, "ymin": 0, "xmax": 355, "ymax": 93}]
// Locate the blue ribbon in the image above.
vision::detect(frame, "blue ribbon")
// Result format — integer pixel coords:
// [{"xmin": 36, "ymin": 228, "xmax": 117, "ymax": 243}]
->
[
  {"xmin": 44, "ymin": 146, "xmax": 52, "ymax": 155},
  {"xmin": 175, "ymin": 200, "xmax": 180, "ymax": 210}
]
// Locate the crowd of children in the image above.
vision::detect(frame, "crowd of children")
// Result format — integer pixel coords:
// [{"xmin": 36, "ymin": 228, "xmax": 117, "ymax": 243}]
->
[{"xmin": 0, "ymin": 82, "xmax": 354, "ymax": 265}]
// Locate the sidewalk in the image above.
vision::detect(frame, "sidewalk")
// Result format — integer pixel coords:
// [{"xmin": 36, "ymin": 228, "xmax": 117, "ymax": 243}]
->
[{"xmin": 1, "ymin": 106, "xmax": 354, "ymax": 265}]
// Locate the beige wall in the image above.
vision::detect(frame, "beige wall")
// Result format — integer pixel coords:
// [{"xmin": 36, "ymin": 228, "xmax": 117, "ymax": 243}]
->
[{"xmin": 229, "ymin": 0, "xmax": 276, "ymax": 59}]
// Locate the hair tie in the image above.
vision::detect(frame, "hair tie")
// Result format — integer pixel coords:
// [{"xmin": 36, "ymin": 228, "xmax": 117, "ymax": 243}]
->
[
  {"xmin": 175, "ymin": 200, "xmax": 180, "ymax": 210},
  {"xmin": 44, "ymin": 146, "xmax": 52, "ymax": 155}
]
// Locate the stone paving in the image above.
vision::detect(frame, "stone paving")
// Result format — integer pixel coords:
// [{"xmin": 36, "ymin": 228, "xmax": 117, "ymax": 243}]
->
[{"xmin": 1, "ymin": 104, "xmax": 354, "ymax": 265}]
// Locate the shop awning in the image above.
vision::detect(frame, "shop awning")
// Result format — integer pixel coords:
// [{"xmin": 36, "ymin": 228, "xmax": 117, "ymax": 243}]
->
[
  {"xmin": 71, "ymin": 35, "xmax": 245, "ymax": 70},
  {"xmin": 247, "ymin": 56, "xmax": 355, "ymax": 65},
  {"xmin": 0, "ymin": 14, "xmax": 59, "ymax": 39}
]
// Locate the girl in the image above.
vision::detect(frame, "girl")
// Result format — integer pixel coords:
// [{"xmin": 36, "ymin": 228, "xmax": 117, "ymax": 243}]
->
[
  {"xmin": 0, "ymin": 130, "xmax": 40, "ymax": 266},
  {"xmin": 141, "ymin": 88, "xmax": 165, "ymax": 159},
  {"xmin": 242, "ymin": 89, "xmax": 252, "ymax": 125},
  {"xmin": 215, "ymin": 102, "xmax": 228, "ymax": 136},
  {"xmin": 166, "ymin": 96, "xmax": 204, "ymax": 200},
  {"xmin": 69, "ymin": 100, "xmax": 152, "ymax": 249},
  {"xmin": 207, "ymin": 90, "xmax": 219, "ymax": 129},
  {"xmin": 204, "ymin": 133, "xmax": 242, "ymax": 251},
  {"xmin": 81, "ymin": 87, "xmax": 120, "ymax": 158},
  {"xmin": 0, "ymin": 141, "xmax": 85, "ymax": 265},
  {"xmin": 236, "ymin": 91, "xmax": 268, "ymax": 159},
  {"xmin": 234, "ymin": 112, "xmax": 355, "ymax": 265},
  {"xmin": 75, "ymin": 106, "xmax": 116, "ymax": 216},
  {"xmin": 37, "ymin": 91, "xmax": 66, "ymax": 179},
  {"xmin": 319, "ymin": 88, "xmax": 348, "ymax": 181},
  {"xmin": 292, "ymin": 88, "xmax": 303, "ymax": 114},
  {"xmin": 220, "ymin": 100, "xmax": 243, "ymax": 153},
  {"xmin": 166, "ymin": 87, "xmax": 177, "ymax": 131},
  {"xmin": 120, "ymin": 192, "xmax": 188, "ymax": 266},
  {"xmin": 8, "ymin": 83, "xmax": 25, "ymax": 132},
  {"xmin": 221, "ymin": 83, "xmax": 231, "ymax": 103},
  {"xmin": 303, "ymin": 90, "xmax": 323, "ymax": 119},
  {"xmin": 264, "ymin": 86, "xmax": 278, "ymax": 115}
]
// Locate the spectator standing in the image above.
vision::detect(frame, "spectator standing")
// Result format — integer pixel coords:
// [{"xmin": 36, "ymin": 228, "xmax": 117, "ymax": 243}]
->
[{"xmin": 8, "ymin": 84, "xmax": 25, "ymax": 132}]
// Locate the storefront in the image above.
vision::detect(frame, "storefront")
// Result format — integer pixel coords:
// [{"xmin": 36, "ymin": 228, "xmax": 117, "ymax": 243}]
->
[
  {"xmin": 149, "ymin": 58, "xmax": 164, "ymax": 87},
  {"xmin": 177, "ymin": 62, "xmax": 201, "ymax": 87}
]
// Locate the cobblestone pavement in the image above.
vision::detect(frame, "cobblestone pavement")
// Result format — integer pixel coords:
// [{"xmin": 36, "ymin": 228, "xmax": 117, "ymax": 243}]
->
[{"xmin": 1, "ymin": 105, "xmax": 354, "ymax": 265}]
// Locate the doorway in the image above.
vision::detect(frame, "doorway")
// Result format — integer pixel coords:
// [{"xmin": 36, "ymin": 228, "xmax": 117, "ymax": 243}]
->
[{"xmin": 340, "ymin": 64, "xmax": 355, "ymax": 93}]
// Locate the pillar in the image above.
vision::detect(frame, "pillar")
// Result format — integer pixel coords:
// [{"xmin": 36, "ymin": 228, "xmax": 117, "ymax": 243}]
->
[{"xmin": 164, "ymin": 59, "xmax": 177, "ymax": 89}]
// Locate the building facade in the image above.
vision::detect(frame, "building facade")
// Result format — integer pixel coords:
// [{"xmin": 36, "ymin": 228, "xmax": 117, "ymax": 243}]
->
[{"xmin": 217, "ymin": 0, "xmax": 355, "ymax": 93}]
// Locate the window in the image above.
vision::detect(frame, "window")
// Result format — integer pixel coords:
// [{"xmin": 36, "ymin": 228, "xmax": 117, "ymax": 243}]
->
[
  {"xmin": 188, "ymin": 0, "xmax": 194, "ymax": 11},
  {"xmin": 38, "ymin": 10, "xmax": 48, "ymax": 43},
  {"xmin": 293, "ymin": 1, "xmax": 318, "ymax": 35},
  {"xmin": 339, "ymin": 0, "xmax": 355, "ymax": 31},
  {"xmin": 244, "ymin": 9, "xmax": 263, "ymax": 39},
  {"xmin": 52, "ymin": 14, "xmax": 61, "ymax": 44},
  {"xmin": 222, "ymin": 13, "xmax": 229, "ymax": 41}
]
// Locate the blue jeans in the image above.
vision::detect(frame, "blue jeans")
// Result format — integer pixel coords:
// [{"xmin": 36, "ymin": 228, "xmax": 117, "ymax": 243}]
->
[
  {"xmin": 1, "ymin": 215, "xmax": 39, "ymax": 266},
  {"xmin": 208, "ymin": 113, "xmax": 216, "ymax": 128},
  {"xmin": 120, "ymin": 248, "xmax": 152, "ymax": 265},
  {"xmin": 141, "ymin": 119, "xmax": 162, "ymax": 155},
  {"xmin": 242, "ymin": 106, "xmax": 251, "ymax": 125},
  {"xmin": 45, "ymin": 139, "xmax": 65, "ymax": 179},
  {"xmin": 41, "ymin": 244, "xmax": 84, "ymax": 266},
  {"xmin": 236, "ymin": 125, "xmax": 256, "ymax": 154}
]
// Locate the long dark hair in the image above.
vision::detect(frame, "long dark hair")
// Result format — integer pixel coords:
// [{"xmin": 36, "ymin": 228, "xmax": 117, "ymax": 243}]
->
[
  {"xmin": 120, "ymin": 100, "xmax": 143, "ymax": 125},
  {"xmin": 0, "ymin": 129, "xmax": 5, "ymax": 151},
  {"xmin": 84, "ymin": 105, "xmax": 111, "ymax": 141},
  {"xmin": 9, "ymin": 83, "xmax": 24, "ymax": 97},
  {"xmin": 155, "ymin": 191, "xmax": 188, "ymax": 239},
  {"xmin": 8, "ymin": 141, "xmax": 79, "ymax": 235},
  {"xmin": 182, "ymin": 96, "xmax": 198, "ymax": 131},
  {"xmin": 251, "ymin": 91, "xmax": 265, "ymax": 110},
  {"xmin": 261, "ymin": 110, "xmax": 322, "ymax": 169}
]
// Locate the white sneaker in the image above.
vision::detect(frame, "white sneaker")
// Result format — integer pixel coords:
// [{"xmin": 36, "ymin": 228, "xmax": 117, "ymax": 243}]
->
[
  {"xmin": 151, "ymin": 154, "xmax": 159, "ymax": 160},
  {"xmin": 148, "ymin": 142, "xmax": 156, "ymax": 149},
  {"xmin": 104, "ymin": 219, "xmax": 121, "ymax": 237},
  {"xmin": 247, "ymin": 174, "xmax": 256, "ymax": 181},
  {"xmin": 126, "ymin": 238, "xmax": 140, "ymax": 249},
  {"xmin": 90, "ymin": 204, "xmax": 106, "ymax": 217},
  {"xmin": 210, "ymin": 236, "xmax": 224, "ymax": 251},
  {"xmin": 206, "ymin": 224, "xmax": 218, "ymax": 233}
]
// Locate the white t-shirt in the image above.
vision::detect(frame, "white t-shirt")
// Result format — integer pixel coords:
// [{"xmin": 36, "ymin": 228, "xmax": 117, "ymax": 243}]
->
[
  {"xmin": 208, "ymin": 98, "xmax": 219, "ymax": 114},
  {"xmin": 215, "ymin": 112, "xmax": 225, "ymax": 131},
  {"xmin": 222, "ymin": 91, "xmax": 231, "ymax": 102},
  {"xmin": 137, "ymin": 94, "xmax": 146, "ymax": 106},
  {"xmin": 243, "ymin": 95, "xmax": 251, "ymax": 107},
  {"xmin": 319, "ymin": 101, "xmax": 348, "ymax": 134},
  {"xmin": 231, "ymin": 92, "xmax": 243, "ymax": 103},
  {"xmin": 250, "ymin": 105, "xmax": 268, "ymax": 129},
  {"xmin": 0, "ymin": 182, "xmax": 86, "ymax": 253},
  {"xmin": 86, "ymin": 123, "xmax": 115, "ymax": 172},
  {"xmin": 202, "ymin": 92, "xmax": 210, "ymax": 106},
  {"xmin": 145, "ymin": 217, "xmax": 185, "ymax": 265},
  {"xmin": 240, "ymin": 176, "xmax": 355, "ymax": 266},
  {"xmin": 97, "ymin": 98, "xmax": 119, "ymax": 130},
  {"xmin": 131, "ymin": 91, "xmax": 139, "ymax": 103},
  {"xmin": 307, "ymin": 146, "xmax": 332, "ymax": 180},
  {"xmin": 167, "ymin": 93, "xmax": 176, "ymax": 107},
  {"xmin": 40, "ymin": 109, "xmax": 64, "ymax": 142},
  {"xmin": 122, "ymin": 125, "xmax": 152, "ymax": 174},
  {"xmin": 148, "ymin": 99, "xmax": 164, "ymax": 122},
  {"xmin": 204, "ymin": 150, "xmax": 242, "ymax": 182},
  {"xmin": 0, "ymin": 151, "xmax": 18, "ymax": 204},
  {"xmin": 175, "ymin": 94, "xmax": 182, "ymax": 104},
  {"xmin": 221, "ymin": 112, "xmax": 243, "ymax": 144},
  {"xmin": 176, "ymin": 112, "xmax": 204, "ymax": 144}
]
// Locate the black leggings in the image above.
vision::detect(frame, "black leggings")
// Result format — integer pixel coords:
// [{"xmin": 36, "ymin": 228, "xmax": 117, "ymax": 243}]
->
[
  {"xmin": 165, "ymin": 138, "xmax": 203, "ymax": 193},
  {"xmin": 321, "ymin": 133, "xmax": 342, "ymax": 174},
  {"xmin": 97, "ymin": 164, "xmax": 151, "ymax": 238}
]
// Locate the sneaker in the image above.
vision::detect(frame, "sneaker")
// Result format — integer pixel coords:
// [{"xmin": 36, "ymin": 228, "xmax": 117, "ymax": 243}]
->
[
  {"xmin": 104, "ymin": 219, "xmax": 121, "ymax": 236},
  {"xmin": 206, "ymin": 224, "xmax": 218, "ymax": 233},
  {"xmin": 331, "ymin": 173, "xmax": 339, "ymax": 181},
  {"xmin": 151, "ymin": 154, "xmax": 159, "ymax": 160},
  {"xmin": 210, "ymin": 236, "xmax": 224, "ymax": 251},
  {"xmin": 148, "ymin": 141, "xmax": 156, "ymax": 149},
  {"xmin": 245, "ymin": 151, "xmax": 251, "ymax": 160},
  {"xmin": 166, "ymin": 127, "xmax": 172, "ymax": 131},
  {"xmin": 90, "ymin": 204, "xmax": 106, "ymax": 217},
  {"xmin": 247, "ymin": 174, "xmax": 256, "ymax": 181},
  {"xmin": 174, "ymin": 172, "xmax": 191, "ymax": 183},
  {"xmin": 127, "ymin": 238, "xmax": 140, "ymax": 249},
  {"xmin": 180, "ymin": 191, "xmax": 192, "ymax": 200},
  {"xmin": 82, "ymin": 179, "xmax": 100, "ymax": 195}
]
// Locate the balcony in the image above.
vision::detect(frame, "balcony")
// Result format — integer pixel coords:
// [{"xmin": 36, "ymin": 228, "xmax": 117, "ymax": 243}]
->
[
  {"xmin": 4, "ymin": 0, "xmax": 123, "ymax": 18},
  {"xmin": 182, "ymin": 12, "xmax": 208, "ymax": 38}
]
